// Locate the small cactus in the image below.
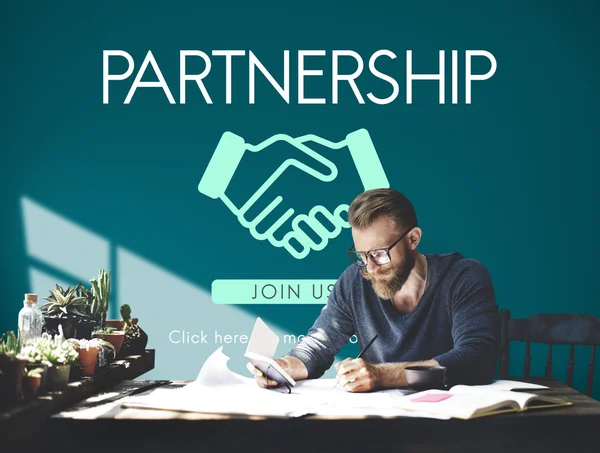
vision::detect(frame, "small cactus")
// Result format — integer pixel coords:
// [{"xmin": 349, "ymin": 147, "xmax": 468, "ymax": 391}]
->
[
  {"xmin": 120, "ymin": 304, "xmax": 132, "ymax": 326},
  {"xmin": 0, "ymin": 331, "xmax": 22, "ymax": 356},
  {"xmin": 90, "ymin": 269, "xmax": 111, "ymax": 326},
  {"xmin": 119, "ymin": 304, "xmax": 143, "ymax": 353}
]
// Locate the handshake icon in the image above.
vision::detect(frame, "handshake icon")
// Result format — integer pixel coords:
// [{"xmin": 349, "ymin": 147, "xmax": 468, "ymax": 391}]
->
[{"xmin": 198, "ymin": 129, "xmax": 389, "ymax": 259}]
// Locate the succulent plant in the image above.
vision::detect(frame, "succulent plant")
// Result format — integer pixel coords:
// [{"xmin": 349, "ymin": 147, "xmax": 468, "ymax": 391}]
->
[
  {"xmin": 74, "ymin": 283, "xmax": 95, "ymax": 314},
  {"xmin": 93, "ymin": 327, "xmax": 117, "ymax": 334},
  {"xmin": 120, "ymin": 304, "xmax": 145, "ymax": 353},
  {"xmin": 74, "ymin": 338, "xmax": 104, "ymax": 350},
  {"xmin": 0, "ymin": 331, "xmax": 22, "ymax": 357},
  {"xmin": 120, "ymin": 305, "xmax": 133, "ymax": 329},
  {"xmin": 41, "ymin": 285, "xmax": 88, "ymax": 318},
  {"xmin": 24, "ymin": 331, "xmax": 79, "ymax": 366},
  {"xmin": 90, "ymin": 269, "xmax": 111, "ymax": 326},
  {"xmin": 24, "ymin": 367, "xmax": 44, "ymax": 378}
]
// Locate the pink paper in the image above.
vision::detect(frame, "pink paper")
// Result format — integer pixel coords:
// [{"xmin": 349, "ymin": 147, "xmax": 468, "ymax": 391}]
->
[{"xmin": 411, "ymin": 393, "xmax": 453, "ymax": 403}]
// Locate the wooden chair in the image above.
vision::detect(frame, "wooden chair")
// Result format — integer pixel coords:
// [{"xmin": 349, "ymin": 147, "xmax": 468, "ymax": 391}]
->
[{"xmin": 499, "ymin": 309, "xmax": 600, "ymax": 397}]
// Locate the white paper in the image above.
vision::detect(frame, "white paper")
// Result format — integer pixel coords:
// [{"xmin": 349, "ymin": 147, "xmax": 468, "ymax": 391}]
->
[
  {"xmin": 245, "ymin": 317, "xmax": 279, "ymax": 358},
  {"xmin": 195, "ymin": 346, "xmax": 255, "ymax": 387},
  {"xmin": 121, "ymin": 318, "xmax": 461, "ymax": 419},
  {"xmin": 123, "ymin": 384, "xmax": 317, "ymax": 417},
  {"xmin": 293, "ymin": 379, "xmax": 414, "ymax": 409},
  {"xmin": 122, "ymin": 346, "xmax": 443, "ymax": 418}
]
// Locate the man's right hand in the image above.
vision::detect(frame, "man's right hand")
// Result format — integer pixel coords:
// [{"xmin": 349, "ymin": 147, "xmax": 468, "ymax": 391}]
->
[
  {"xmin": 246, "ymin": 356, "xmax": 309, "ymax": 388},
  {"xmin": 246, "ymin": 361, "xmax": 284, "ymax": 388}
]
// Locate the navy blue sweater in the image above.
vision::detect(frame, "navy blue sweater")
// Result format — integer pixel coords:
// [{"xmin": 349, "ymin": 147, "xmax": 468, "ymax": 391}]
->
[{"xmin": 288, "ymin": 253, "xmax": 499, "ymax": 386}]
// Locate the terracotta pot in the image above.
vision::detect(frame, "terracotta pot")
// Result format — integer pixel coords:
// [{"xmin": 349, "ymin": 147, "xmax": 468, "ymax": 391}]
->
[
  {"xmin": 93, "ymin": 331, "xmax": 125, "ymax": 354},
  {"xmin": 25, "ymin": 363, "xmax": 48, "ymax": 395},
  {"xmin": 46, "ymin": 364, "xmax": 71, "ymax": 391},
  {"xmin": 22, "ymin": 375, "xmax": 41, "ymax": 400},
  {"xmin": 78, "ymin": 347, "xmax": 99, "ymax": 376}
]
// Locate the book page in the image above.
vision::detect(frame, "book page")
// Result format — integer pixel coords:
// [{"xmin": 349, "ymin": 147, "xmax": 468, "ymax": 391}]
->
[
  {"xmin": 449, "ymin": 386, "xmax": 568, "ymax": 410},
  {"xmin": 396, "ymin": 389, "xmax": 521, "ymax": 419},
  {"xmin": 467, "ymin": 379, "xmax": 549, "ymax": 391}
]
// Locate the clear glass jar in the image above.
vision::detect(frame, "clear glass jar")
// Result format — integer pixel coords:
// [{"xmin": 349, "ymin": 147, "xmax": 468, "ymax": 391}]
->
[{"xmin": 18, "ymin": 293, "xmax": 43, "ymax": 343}]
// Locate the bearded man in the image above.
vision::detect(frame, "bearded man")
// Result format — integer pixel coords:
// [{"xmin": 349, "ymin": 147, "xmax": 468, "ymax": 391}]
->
[{"xmin": 248, "ymin": 188, "xmax": 499, "ymax": 392}]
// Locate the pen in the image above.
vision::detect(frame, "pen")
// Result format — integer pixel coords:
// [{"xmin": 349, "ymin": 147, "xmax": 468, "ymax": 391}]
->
[{"xmin": 333, "ymin": 334, "xmax": 379, "ymax": 388}]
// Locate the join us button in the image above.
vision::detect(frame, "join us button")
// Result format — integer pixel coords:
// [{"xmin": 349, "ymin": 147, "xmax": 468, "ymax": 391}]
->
[{"xmin": 211, "ymin": 279, "xmax": 337, "ymax": 304}]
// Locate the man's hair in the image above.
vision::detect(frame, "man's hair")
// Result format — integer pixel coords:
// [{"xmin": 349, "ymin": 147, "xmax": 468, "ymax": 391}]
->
[{"xmin": 348, "ymin": 188, "xmax": 418, "ymax": 231}]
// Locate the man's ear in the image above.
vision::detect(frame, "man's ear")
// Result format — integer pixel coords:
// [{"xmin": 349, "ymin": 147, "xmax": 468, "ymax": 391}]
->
[{"xmin": 408, "ymin": 227, "xmax": 422, "ymax": 250}]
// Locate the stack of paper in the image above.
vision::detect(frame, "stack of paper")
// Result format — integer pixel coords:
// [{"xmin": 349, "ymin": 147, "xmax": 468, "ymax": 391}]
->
[
  {"xmin": 120, "ymin": 316, "xmax": 555, "ymax": 420},
  {"xmin": 121, "ymin": 346, "xmax": 449, "ymax": 419}
]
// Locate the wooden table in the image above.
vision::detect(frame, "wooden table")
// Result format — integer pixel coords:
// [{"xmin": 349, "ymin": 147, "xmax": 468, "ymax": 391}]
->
[{"xmin": 31, "ymin": 377, "xmax": 598, "ymax": 453}]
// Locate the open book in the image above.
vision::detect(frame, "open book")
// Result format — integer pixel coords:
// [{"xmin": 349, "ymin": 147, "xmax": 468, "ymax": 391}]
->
[
  {"xmin": 244, "ymin": 317, "xmax": 296, "ymax": 387},
  {"xmin": 394, "ymin": 385, "xmax": 571, "ymax": 420}
]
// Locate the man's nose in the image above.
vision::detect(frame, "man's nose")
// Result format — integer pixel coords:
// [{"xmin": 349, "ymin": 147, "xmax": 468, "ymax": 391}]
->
[{"xmin": 366, "ymin": 257, "xmax": 378, "ymax": 274}]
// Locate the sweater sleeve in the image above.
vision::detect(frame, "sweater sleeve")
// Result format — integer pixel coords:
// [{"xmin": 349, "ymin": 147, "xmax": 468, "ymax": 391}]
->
[
  {"xmin": 287, "ymin": 273, "xmax": 356, "ymax": 378},
  {"xmin": 433, "ymin": 261, "xmax": 499, "ymax": 386}
]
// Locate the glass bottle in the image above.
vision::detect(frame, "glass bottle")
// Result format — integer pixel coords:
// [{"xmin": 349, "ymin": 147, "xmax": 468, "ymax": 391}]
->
[{"xmin": 18, "ymin": 293, "xmax": 43, "ymax": 343}]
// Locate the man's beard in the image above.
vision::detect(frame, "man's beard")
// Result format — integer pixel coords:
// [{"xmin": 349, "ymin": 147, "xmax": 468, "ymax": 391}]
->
[{"xmin": 361, "ymin": 246, "xmax": 416, "ymax": 300}]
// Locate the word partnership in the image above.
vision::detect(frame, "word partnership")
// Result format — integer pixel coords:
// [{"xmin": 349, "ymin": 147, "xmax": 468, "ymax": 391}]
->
[{"xmin": 103, "ymin": 50, "xmax": 496, "ymax": 105}]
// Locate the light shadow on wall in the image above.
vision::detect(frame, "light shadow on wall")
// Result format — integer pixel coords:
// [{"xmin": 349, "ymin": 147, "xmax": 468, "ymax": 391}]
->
[{"xmin": 20, "ymin": 195, "xmax": 334, "ymax": 380}]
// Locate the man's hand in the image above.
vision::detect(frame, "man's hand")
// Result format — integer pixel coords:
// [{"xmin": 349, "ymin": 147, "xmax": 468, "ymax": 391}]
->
[
  {"xmin": 246, "ymin": 361, "xmax": 283, "ymax": 388},
  {"xmin": 334, "ymin": 358, "xmax": 382, "ymax": 393},
  {"xmin": 335, "ymin": 358, "xmax": 441, "ymax": 392},
  {"xmin": 246, "ymin": 356, "xmax": 308, "ymax": 388}
]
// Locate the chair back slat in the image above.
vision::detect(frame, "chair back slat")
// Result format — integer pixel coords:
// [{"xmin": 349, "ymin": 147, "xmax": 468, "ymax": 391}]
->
[
  {"xmin": 500, "ymin": 309, "xmax": 600, "ymax": 397},
  {"xmin": 545, "ymin": 344, "xmax": 553, "ymax": 377},
  {"xmin": 499, "ymin": 309, "xmax": 510, "ymax": 378},
  {"xmin": 587, "ymin": 345, "xmax": 596, "ymax": 397},
  {"xmin": 566, "ymin": 345, "xmax": 575, "ymax": 387},
  {"xmin": 508, "ymin": 313, "xmax": 600, "ymax": 344},
  {"xmin": 524, "ymin": 341, "xmax": 531, "ymax": 378}
]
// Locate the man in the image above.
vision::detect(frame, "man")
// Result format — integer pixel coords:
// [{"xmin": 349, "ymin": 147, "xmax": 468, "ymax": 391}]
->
[{"xmin": 248, "ymin": 188, "xmax": 499, "ymax": 392}]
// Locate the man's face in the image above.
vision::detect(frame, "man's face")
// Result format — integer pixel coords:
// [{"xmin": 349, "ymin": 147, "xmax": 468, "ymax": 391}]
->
[{"xmin": 351, "ymin": 216, "xmax": 415, "ymax": 300}]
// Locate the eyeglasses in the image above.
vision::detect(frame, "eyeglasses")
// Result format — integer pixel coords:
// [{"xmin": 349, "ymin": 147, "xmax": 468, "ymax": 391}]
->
[{"xmin": 347, "ymin": 227, "xmax": 413, "ymax": 268}]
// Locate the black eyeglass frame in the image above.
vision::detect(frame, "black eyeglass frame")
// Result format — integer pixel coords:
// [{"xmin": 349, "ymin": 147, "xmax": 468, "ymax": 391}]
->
[{"xmin": 347, "ymin": 227, "xmax": 414, "ymax": 268}]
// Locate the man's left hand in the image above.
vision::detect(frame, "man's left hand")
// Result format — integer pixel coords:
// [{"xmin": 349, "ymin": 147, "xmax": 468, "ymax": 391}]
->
[{"xmin": 335, "ymin": 358, "xmax": 381, "ymax": 392}]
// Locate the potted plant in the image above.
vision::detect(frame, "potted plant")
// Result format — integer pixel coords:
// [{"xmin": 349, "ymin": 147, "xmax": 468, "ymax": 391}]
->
[
  {"xmin": 19, "ymin": 340, "xmax": 51, "ymax": 394},
  {"xmin": 72, "ymin": 283, "xmax": 98, "ymax": 339},
  {"xmin": 72, "ymin": 339, "xmax": 102, "ymax": 376},
  {"xmin": 40, "ymin": 284, "xmax": 89, "ymax": 339},
  {"xmin": 92, "ymin": 327, "xmax": 125, "ymax": 354},
  {"xmin": 92, "ymin": 339, "xmax": 117, "ymax": 368},
  {"xmin": 22, "ymin": 367, "xmax": 44, "ymax": 400},
  {"xmin": 117, "ymin": 304, "xmax": 148, "ymax": 356},
  {"xmin": 0, "ymin": 332, "xmax": 28, "ymax": 408},
  {"xmin": 37, "ymin": 329, "xmax": 79, "ymax": 391},
  {"xmin": 90, "ymin": 269, "xmax": 111, "ymax": 328}
]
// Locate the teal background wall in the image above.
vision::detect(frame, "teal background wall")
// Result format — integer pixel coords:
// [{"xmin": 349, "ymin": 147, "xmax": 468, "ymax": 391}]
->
[{"xmin": 1, "ymin": 1, "xmax": 598, "ymax": 398}]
